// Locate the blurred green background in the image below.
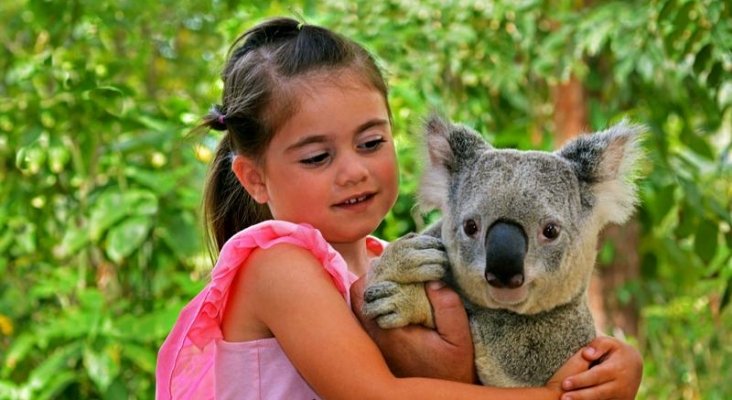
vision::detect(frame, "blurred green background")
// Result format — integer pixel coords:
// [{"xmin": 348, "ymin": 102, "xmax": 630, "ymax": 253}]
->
[{"xmin": 1, "ymin": 0, "xmax": 730, "ymax": 398}]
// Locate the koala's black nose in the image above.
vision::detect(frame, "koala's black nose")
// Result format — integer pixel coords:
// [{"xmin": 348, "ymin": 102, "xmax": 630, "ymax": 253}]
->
[{"xmin": 484, "ymin": 220, "xmax": 527, "ymax": 289}]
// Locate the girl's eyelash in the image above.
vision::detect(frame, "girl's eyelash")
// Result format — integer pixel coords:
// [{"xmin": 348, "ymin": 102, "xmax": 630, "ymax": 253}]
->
[
  {"xmin": 299, "ymin": 137, "xmax": 386, "ymax": 166},
  {"xmin": 359, "ymin": 137, "xmax": 386, "ymax": 150},
  {"xmin": 300, "ymin": 152, "xmax": 330, "ymax": 165}
]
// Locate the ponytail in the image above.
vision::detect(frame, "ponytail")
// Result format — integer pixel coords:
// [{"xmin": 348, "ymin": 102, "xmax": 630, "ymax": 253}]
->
[{"xmin": 202, "ymin": 132, "xmax": 271, "ymax": 255}]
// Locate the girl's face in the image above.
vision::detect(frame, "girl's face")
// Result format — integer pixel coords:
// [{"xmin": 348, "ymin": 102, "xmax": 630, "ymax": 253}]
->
[{"xmin": 239, "ymin": 72, "xmax": 398, "ymax": 244}]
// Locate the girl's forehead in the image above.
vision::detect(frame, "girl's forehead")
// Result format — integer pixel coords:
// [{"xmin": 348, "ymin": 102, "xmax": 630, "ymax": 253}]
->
[
  {"xmin": 266, "ymin": 75, "xmax": 389, "ymax": 148},
  {"xmin": 265, "ymin": 67, "xmax": 385, "ymax": 134},
  {"xmin": 290, "ymin": 68, "xmax": 381, "ymax": 100}
]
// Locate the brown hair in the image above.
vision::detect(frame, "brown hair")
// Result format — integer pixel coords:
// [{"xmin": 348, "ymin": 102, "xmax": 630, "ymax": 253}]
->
[{"xmin": 200, "ymin": 17, "xmax": 390, "ymax": 254}]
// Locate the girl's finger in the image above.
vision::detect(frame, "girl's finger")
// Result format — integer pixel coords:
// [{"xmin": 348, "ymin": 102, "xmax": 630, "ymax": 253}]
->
[
  {"xmin": 562, "ymin": 363, "xmax": 611, "ymax": 390},
  {"xmin": 560, "ymin": 382, "xmax": 615, "ymax": 400},
  {"xmin": 582, "ymin": 336, "xmax": 618, "ymax": 361}
]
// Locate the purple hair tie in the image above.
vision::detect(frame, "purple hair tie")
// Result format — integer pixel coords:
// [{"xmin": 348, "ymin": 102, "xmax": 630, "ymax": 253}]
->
[{"xmin": 217, "ymin": 114, "xmax": 226, "ymax": 125}]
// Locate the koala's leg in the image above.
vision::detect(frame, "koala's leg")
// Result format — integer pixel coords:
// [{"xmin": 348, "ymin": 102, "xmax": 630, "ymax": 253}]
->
[
  {"xmin": 363, "ymin": 282, "xmax": 434, "ymax": 328},
  {"xmin": 362, "ymin": 234, "xmax": 448, "ymax": 329}
]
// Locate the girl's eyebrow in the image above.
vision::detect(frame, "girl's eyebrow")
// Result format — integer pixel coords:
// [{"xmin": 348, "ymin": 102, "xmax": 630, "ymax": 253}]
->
[
  {"xmin": 285, "ymin": 118, "xmax": 389, "ymax": 153},
  {"xmin": 355, "ymin": 118, "xmax": 389, "ymax": 135},
  {"xmin": 285, "ymin": 134, "xmax": 329, "ymax": 153}
]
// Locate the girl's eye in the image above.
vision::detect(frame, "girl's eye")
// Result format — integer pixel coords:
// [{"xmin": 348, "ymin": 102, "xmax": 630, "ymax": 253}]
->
[
  {"xmin": 358, "ymin": 137, "xmax": 386, "ymax": 151},
  {"xmin": 300, "ymin": 152, "xmax": 330, "ymax": 166}
]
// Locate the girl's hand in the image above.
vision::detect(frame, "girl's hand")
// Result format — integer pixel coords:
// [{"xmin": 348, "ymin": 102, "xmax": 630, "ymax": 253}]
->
[
  {"xmin": 560, "ymin": 336, "xmax": 643, "ymax": 400},
  {"xmin": 351, "ymin": 277, "xmax": 476, "ymax": 383},
  {"xmin": 545, "ymin": 347, "xmax": 592, "ymax": 395}
]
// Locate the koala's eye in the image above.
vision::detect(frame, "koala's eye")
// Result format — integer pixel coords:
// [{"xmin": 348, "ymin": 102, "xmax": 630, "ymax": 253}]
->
[
  {"xmin": 542, "ymin": 223, "xmax": 561, "ymax": 240},
  {"xmin": 463, "ymin": 219, "xmax": 479, "ymax": 237}
]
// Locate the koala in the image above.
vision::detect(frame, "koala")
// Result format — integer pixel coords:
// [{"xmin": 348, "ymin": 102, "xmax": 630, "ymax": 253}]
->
[{"xmin": 363, "ymin": 115, "xmax": 645, "ymax": 387}]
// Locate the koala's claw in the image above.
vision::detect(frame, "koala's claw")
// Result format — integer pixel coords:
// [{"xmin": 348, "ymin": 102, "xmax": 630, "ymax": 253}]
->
[
  {"xmin": 362, "ymin": 281, "xmax": 400, "ymax": 322},
  {"xmin": 363, "ymin": 281, "xmax": 399, "ymax": 303},
  {"xmin": 374, "ymin": 311, "xmax": 411, "ymax": 329},
  {"xmin": 362, "ymin": 281, "xmax": 433, "ymax": 329},
  {"xmin": 363, "ymin": 296, "xmax": 411, "ymax": 329},
  {"xmin": 407, "ymin": 262, "xmax": 446, "ymax": 282}
]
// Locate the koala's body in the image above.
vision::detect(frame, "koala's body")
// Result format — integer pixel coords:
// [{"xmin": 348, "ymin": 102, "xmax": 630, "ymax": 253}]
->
[{"xmin": 364, "ymin": 116, "xmax": 645, "ymax": 387}]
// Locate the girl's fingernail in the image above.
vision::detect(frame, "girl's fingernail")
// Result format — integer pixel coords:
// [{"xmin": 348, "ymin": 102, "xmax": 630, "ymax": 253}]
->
[
  {"xmin": 563, "ymin": 379, "xmax": 573, "ymax": 390},
  {"xmin": 585, "ymin": 346, "xmax": 596, "ymax": 356},
  {"xmin": 427, "ymin": 280, "xmax": 445, "ymax": 290}
]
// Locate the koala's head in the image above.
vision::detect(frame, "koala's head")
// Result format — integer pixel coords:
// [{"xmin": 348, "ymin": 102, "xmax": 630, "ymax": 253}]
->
[{"xmin": 419, "ymin": 116, "xmax": 645, "ymax": 314}]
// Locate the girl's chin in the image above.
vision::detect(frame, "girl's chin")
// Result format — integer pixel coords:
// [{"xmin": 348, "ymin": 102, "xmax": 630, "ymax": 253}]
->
[{"xmin": 321, "ymin": 224, "xmax": 380, "ymax": 244}]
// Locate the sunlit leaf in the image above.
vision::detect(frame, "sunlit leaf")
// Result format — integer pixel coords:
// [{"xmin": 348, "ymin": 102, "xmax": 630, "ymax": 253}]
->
[
  {"xmin": 105, "ymin": 216, "xmax": 153, "ymax": 263},
  {"xmin": 33, "ymin": 371, "xmax": 75, "ymax": 400},
  {"xmin": 27, "ymin": 343, "xmax": 83, "ymax": 392},
  {"xmin": 83, "ymin": 345, "xmax": 120, "ymax": 392},
  {"xmin": 87, "ymin": 86, "xmax": 127, "ymax": 117},
  {"xmin": 89, "ymin": 190, "xmax": 158, "ymax": 241}
]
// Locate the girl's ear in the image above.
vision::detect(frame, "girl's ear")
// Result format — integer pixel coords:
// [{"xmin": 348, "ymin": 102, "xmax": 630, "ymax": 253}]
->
[{"xmin": 232, "ymin": 155, "xmax": 268, "ymax": 204}]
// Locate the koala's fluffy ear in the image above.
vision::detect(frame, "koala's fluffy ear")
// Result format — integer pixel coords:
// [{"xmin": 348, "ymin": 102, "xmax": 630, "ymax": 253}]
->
[
  {"xmin": 419, "ymin": 114, "xmax": 489, "ymax": 211},
  {"xmin": 557, "ymin": 120, "xmax": 646, "ymax": 225}
]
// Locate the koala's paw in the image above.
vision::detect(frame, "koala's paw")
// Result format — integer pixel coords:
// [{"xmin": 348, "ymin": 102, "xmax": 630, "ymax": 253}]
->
[
  {"xmin": 362, "ymin": 281, "xmax": 433, "ymax": 329},
  {"xmin": 369, "ymin": 233, "xmax": 448, "ymax": 284}
]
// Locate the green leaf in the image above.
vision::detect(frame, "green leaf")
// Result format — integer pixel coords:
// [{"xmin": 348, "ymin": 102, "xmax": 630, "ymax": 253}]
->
[
  {"xmin": 599, "ymin": 241, "xmax": 616, "ymax": 265},
  {"xmin": 693, "ymin": 218, "xmax": 718, "ymax": 263},
  {"xmin": 89, "ymin": 190, "xmax": 158, "ymax": 241},
  {"xmin": 707, "ymin": 61, "xmax": 723, "ymax": 89},
  {"xmin": 58, "ymin": 226, "xmax": 90, "ymax": 258},
  {"xmin": 89, "ymin": 192, "xmax": 131, "ymax": 241},
  {"xmin": 2, "ymin": 334, "xmax": 35, "ymax": 378},
  {"xmin": 721, "ymin": 276, "xmax": 732, "ymax": 311},
  {"xmin": 158, "ymin": 212, "xmax": 200, "ymax": 261},
  {"xmin": 87, "ymin": 86, "xmax": 127, "ymax": 117},
  {"xmin": 78, "ymin": 288, "xmax": 105, "ymax": 314},
  {"xmin": 674, "ymin": 206, "xmax": 696, "ymax": 239},
  {"xmin": 33, "ymin": 371, "xmax": 76, "ymax": 400},
  {"xmin": 654, "ymin": 183, "xmax": 676, "ymax": 222},
  {"xmin": 0, "ymin": 380, "xmax": 22, "ymax": 399},
  {"xmin": 27, "ymin": 342, "xmax": 83, "ymax": 392},
  {"xmin": 692, "ymin": 43, "xmax": 712, "ymax": 75},
  {"xmin": 15, "ymin": 145, "xmax": 45, "ymax": 175},
  {"xmin": 105, "ymin": 216, "xmax": 153, "ymax": 263},
  {"xmin": 122, "ymin": 343, "xmax": 157, "ymax": 374},
  {"xmin": 83, "ymin": 345, "xmax": 120, "ymax": 392}
]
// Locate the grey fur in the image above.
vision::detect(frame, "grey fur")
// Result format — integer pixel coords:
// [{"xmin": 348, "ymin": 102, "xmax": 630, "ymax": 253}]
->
[{"xmin": 363, "ymin": 115, "xmax": 645, "ymax": 386}]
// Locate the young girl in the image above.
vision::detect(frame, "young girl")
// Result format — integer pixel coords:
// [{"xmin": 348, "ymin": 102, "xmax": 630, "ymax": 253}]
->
[{"xmin": 156, "ymin": 17, "xmax": 642, "ymax": 400}]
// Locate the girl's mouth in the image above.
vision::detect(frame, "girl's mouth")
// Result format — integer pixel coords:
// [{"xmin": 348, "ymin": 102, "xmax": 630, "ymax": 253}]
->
[{"xmin": 335, "ymin": 193, "xmax": 375, "ymax": 208}]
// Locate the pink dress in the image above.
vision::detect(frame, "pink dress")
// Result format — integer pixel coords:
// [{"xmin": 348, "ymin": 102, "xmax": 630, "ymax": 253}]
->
[{"xmin": 155, "ymin": 220, "xmax": 385, "ymax": 400}]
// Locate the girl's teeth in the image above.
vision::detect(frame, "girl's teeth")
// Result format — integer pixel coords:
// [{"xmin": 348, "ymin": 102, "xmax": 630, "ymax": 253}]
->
[{"xmin": 345, "ymin": 196, "xmax": 366, "ymax": 205}]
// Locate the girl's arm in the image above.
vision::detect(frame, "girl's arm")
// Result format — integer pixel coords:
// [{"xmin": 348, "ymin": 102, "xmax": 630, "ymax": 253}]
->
[{"xmin": 230, "ymin": 243, "xmax": 583, "ymax": 399}]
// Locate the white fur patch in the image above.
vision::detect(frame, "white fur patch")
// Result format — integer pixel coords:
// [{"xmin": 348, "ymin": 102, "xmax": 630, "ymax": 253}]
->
[
  {"xmin": 593, "ymin": 121, "xmax": 646, "ymax": 225},
  {"xmin": 418, "ymin": 116, "xmax": 455, "ymax": 212}
]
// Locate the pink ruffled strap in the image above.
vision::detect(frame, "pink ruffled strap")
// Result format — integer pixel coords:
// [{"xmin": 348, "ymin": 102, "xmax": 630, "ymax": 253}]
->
[{"xmin": 155, "ymin": 221, "xmax": 355, "ymax": 400}]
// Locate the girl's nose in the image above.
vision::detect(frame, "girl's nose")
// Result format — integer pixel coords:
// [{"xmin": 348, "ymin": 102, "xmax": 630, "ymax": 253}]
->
[{"xmin": 335, "ymin": 155, "xmax": 369, "ymax": 186}]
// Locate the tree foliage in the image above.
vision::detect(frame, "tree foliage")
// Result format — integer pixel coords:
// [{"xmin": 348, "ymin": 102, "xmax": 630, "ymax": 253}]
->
[{"xmin": 1, "ymin": 0, "xmax": 730, "ymax": 398}]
